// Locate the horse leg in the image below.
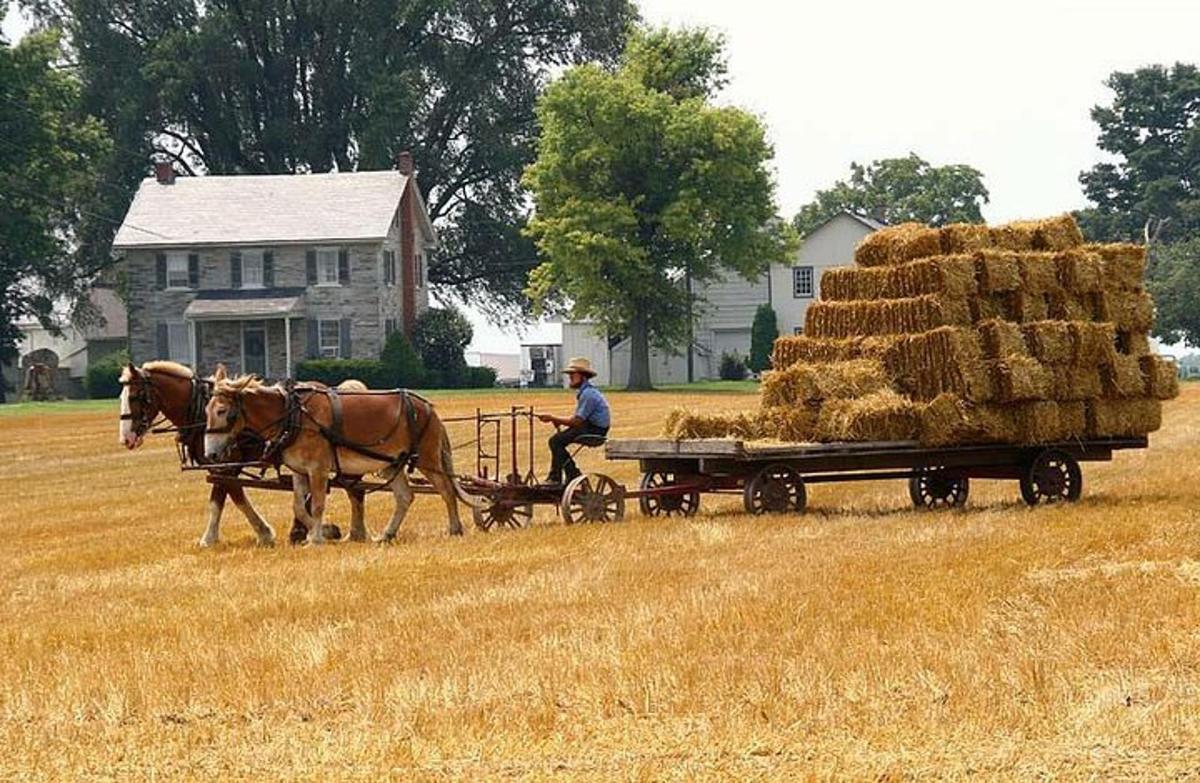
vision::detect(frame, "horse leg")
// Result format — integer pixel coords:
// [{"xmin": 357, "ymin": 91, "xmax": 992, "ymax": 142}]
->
[
  {"xmin": 304, "ymin": 472, "xmax": 330, "ymax": 545},
  {"xmin": 425, "ymin": 470, "xmax": 465, "ymax": 537},
  {"xmin": 227, "ymin": 484, "xmax": 276, "ymax": 547},
  {"xmin": 198, "ymin": 484, "xmax": 228, "ymax": 547},
  {"xmin": 347, "ymin": 487, "xmax": 368, "ymax": 542},
  {"xmin": 375, "ymin": 472, "xmax": 414, "ymax": 544}
]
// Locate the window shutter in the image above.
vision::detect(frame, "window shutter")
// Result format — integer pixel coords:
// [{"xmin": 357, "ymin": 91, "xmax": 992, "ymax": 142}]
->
[
  {"xmin": 156, "ymin": 323, "xmax": 169, "ymax": 358},
  {"xmin": 230, "ymin": 251, "xmax": 242, "ymax": 289},
  {"xmin": 187, "ymin": 253, "xmax": 200, "ymax": 288},
  {"xmin": 305, "ymin": 319, "xmax": 319, "ymax": 359},
  {"xmin": 338, "ymin": 249, "xmax": 350, "ymax": 284},
  {"xmin": 155, "ymin": 253, "xmax": 167, "ymax": 290},
  {"xmin": 382, "ymin": 252, "xmax": 390, "ymax": 285},
  {"xmin": 339, "ymin": 317, "xmax": 351, "ymax": 358},
  {"xmin": 306, "ymin": 250, "xmax": 317, "ymax": 285},
  {"xmin": 194, "ymin": 322, "xmax": 203, "ymax": 369},
  {"xmin": 263, "ymin": 251, "xmax": 274, "ymax": 287}
]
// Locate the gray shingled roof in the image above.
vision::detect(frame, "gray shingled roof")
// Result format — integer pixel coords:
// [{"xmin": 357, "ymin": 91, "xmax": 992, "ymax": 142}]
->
[{"xmin": 112, "ymin": 170, "xmax": 434, "ymax": 249}]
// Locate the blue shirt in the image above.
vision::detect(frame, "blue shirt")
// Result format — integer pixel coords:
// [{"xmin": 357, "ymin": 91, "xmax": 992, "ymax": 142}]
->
[{"xmin": 574, "ymin": 380, "xmax": 610, "ymax": 428}]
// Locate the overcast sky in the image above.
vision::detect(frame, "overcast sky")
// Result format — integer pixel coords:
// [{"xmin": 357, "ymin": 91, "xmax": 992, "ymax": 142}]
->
[{"xmin": 6, "ymin": 1, "xmax": 1197, "ymax": 352}]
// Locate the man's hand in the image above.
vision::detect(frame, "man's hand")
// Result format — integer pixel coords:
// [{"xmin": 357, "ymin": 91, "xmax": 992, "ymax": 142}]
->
[{"xmin": 536, "ymin": 413, "xmax": 557, "ymax": 424}]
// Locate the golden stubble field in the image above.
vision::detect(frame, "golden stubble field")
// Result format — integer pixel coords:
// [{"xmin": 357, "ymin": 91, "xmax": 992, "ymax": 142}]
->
[{"xmin": 1, "ymin": 385, "xmax": 1199, "ymax": 780}]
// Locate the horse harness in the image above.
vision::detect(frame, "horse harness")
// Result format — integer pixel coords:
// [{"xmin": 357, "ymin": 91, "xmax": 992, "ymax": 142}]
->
[{"xmin": 300, "ymin": 385, "xmax": 433, "ymax": 477}]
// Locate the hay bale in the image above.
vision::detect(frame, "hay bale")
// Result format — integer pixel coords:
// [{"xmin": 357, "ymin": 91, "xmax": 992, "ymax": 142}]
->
[
  {"xmin": 1119, "ymin": 331, "xmax": 1152, "ymax": 357},
  {"xmin": 1022, "ymin": 321, "xmax": 1074, "ymax": 365},
  {"xmin": 1051, "ymin": 366, "xmax": 1103, "ymax": 401},
  {"xmin": 1011, "ymin": 401, "xmax": 1063, "ymax": 444},
  {"xmin": 1087, "ymin": 398, "xmax": 1162, "ymax": 438},
  {"xmin": 1087, "ymin": 242, "xmax": 1146, "ymax": 290},
  {"xmin": 883, "ymin": 327, "xmax": 993, "ymax": 402},
  {"xmin": 1058, "ymin": 401, "xmax": 1088, "ymax": 439},
  {"xmin": 854, "ymin": 222, "xmax": 942, "ymax": 267},
  {"xmin": 978, "ymin": 319, "xmax": 1029, "ymax": 359},
  {"xmin": 771, "ymin": 334, "xmax": 901, "ymax": 369},
  {"xmin": 1055, "ymin": 249, "xmax": 1103, "ymax": 293},
  {"xmin": 939, "ymin": 222, "xmax": 992, "ymax": 253},
  {"xmin": 992, "ymin": 354, "xmax": 1053, "ymax": 402},
  {"xmin": 1006, "ymin": 291, "xmax": 1050, "ymax": 323},
  {"xmin": 1030, "ymin": 214, "xmax": 1085, "ymax": 250},
  {"xmin": 814, "ymin": 389, "xmax": 920, "ymax": 442},
  {"xmin": 919, "ymin": 394, "xmax": 1017, "ymax": 446},
  {"xmin": 975, "ymin": 250, "xmax": 1023, "ymax": 293},
  {"xmin": 1100, "ymin": 291, "xmax": 1155, "ymax": 332},
  {"xmin": 1101, "ymin": 354, "xmax": 1146, "ymax": 398},
  {"xmin": 989, "ymin": 223, "xmax": 1036, "ymax": 252},
  {"xmin": 805, "ymin": 295, "xmax": 969, "ymax": 338},
  {"xmin": 1069, "ymin": 322, "xmax": 1117, "ymax": 367},
  {"xmin": 1140, "ymin": 355, "xmax": 1180, "ymax": 400},
  {"xmin": 819, "ymin": 255, "xmax": 978, "ymax": 301},
  {"xmin": 662, "ymin": 408, "xmax": 762, "ymax": 440},
  {"xmin": 1047, "ymin": 291, "xmax": 1100, "ymax": 321},
  {"xmin": 754, "ymin": 405, "xmax": 819, "ymax": 443},
  {"xmin": 760, "ymin": 358, "xmax": 891, "ymax": 406},
  {"xmin": 1017, "ymin": 253, "xmax": 1063, "ymax": 294}
]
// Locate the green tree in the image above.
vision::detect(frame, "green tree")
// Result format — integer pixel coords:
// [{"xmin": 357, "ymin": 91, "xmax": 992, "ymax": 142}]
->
[
  {"xmin": 524, "ymin": 26, "xmax": 793, "ymax": 390},
  {"xmin": 792, "ymin": 153, "xmax": 989, "ymax": 237},
  {"xmin": 1076, "ymin": 63, "xmax": 1200, "ymax": 244},
  {"xmin": 0, "ymin": 21, "xmax": 112, "ymax": 401},
  {"xmin": 379, "ymin": 330, "xmax": 426, "ymax": 388},
  {"xmin": 412, "ymin": 306, "xmax": 472, "ymax": 387},
  {"xmin": 748, "ymin": 304, "xmax": 778, "ymax": 373},
  {"xmin": 29, "ymin": 0, "xmax": 638, "ymax": 321},
  {"xmin": 1147, "ymin": 239, "xmax": 1200, "ymax": 346}
]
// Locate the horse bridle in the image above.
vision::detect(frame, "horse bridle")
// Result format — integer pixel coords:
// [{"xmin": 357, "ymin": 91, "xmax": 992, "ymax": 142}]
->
[{"xmin": 119, "ymin": 367, "xmax": 165, "ymax": 437}]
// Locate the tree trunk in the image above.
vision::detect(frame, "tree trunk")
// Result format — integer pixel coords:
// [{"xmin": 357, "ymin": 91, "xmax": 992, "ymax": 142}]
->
[{"xmin": 627, "ymin": 307, "xmax": 653, "ymax": 391}]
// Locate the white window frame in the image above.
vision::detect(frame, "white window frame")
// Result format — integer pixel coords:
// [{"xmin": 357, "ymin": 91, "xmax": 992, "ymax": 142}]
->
[
  {"xmin": 240, "ymin": 321, "xmax": 270, "ymax": 378},
  {"xmin": 166, "ymin": 254, "xmax": 191, "ymax": 290},
  {"xmin": 318, "ymin": 319, "xmax": 341, "ymax": 358},
  {"xmin": 793, "ymin": 265, "xmax": 815, "ymax": 299},
  {"xmin": 317, "ymin": 247, "xmax": 340, "ymax": 287},
  {"xmin": 166, "ymin": 321, "xmax": 190, "ymax": 364},
  {"xmin": 241, "ymin": 249, "xmax": 264, "ymax": 289}
]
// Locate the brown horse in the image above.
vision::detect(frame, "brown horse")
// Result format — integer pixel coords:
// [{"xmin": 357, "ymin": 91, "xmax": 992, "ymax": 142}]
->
[
  {"xmin": 118, "ymin": 361, "xmax": 366, "ymax": 546},
  {"xmin": 204, "ymin": 375, "xmax": 476, "ymax": 543}
]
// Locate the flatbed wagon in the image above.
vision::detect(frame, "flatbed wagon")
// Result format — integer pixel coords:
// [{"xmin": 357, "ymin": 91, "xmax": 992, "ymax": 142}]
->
[{"xmin": 603, "ymin": 436, "xmax": 1149, "ymax": 516}]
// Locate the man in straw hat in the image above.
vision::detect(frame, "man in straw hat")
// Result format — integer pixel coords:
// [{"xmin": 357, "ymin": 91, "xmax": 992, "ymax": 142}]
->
[{"xmin": 536, "ymin": 357, "xmax": 610, "ymax": 486}]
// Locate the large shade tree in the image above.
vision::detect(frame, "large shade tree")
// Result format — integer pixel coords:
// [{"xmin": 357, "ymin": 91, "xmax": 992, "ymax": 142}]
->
[
  {"xmin": 791, "ymin": 153, "xmax": 989, "ymax": 237},
  {"xmin": 0, "ymin": 19, "xmax": 111, "ymax": 401},
  {"xmin": 524, "ymin": 26, "xmax": 793, "ymax": 390},
  {"xmin": 24, "ymin": 0, "xmax": 638, "ymax": 320}
]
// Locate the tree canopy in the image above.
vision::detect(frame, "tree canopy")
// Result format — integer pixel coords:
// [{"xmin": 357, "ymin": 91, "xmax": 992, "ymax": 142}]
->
[
  {"xmin": 524, "ymin": 26, "xmax": 793, "ymax": 389},
  {"xmin": 0, "ymin": 21, "xmax": 111, "ymax": 398},
  {"xmin": 1076, "ymin": 63, "xmax": 1200, "ymax": 245},
  {"xmin": 26, "ymin": 0, "xmax": 638, "ymax": 321},
  {"xmin": 791, "ymin": 153, "xmax": 989, "ymax": 237}
]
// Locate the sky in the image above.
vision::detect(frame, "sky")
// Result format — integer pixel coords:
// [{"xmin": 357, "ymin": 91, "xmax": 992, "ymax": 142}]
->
[{"xmin": 6, "ymin": 0, "xmax": 1198, "ymax": 352}]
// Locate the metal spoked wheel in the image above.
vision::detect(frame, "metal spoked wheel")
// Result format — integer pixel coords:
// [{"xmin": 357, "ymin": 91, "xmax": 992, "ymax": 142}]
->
[
  {"xmin": 472, "ymin": 499, "xmax": 534, "ymax": 531},
  {"xmin": 742, "ymin": 464, "xmax": 807, "ymax": 515},
  {"xmin": 908, "ymin": 468, "xmax": 970, "ymax": 510},
  {"xmin": 561, "ymin": 473, "xmax": 626, "ymax": 524},
  {"xmin": 1019, "ymin": 449, "xmax": 1083, "ymax": 506},
  {"xmin": 638, "ymin": 471, "xmax": 700, "ymax": 517}
]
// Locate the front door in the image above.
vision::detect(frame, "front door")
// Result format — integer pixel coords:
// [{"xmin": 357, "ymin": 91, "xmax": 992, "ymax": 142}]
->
[{"xmin": 243, "ymin": 322, "xmax": 267, "ymax": 378}]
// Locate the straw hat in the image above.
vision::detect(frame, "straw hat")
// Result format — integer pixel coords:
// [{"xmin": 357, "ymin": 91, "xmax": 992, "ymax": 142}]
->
[{"xmin": 562, "ymin": 357, "xmax": 597, "ymax": 378}]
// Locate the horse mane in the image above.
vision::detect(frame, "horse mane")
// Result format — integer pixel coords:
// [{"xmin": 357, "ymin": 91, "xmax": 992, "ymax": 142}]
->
[
  {"xmin": 214, "ymin": 374, "xmax": 265, "ymax": 396},
  {"xmin": 143, "ymin": 360, "xmax": 195, "ymax": 379}
]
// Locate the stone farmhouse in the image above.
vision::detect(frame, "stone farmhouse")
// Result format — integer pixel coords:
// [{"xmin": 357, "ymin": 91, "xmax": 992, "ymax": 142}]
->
[{"xmin": 112, "ymin": 153, "xmax": 435, "ymax": 379}]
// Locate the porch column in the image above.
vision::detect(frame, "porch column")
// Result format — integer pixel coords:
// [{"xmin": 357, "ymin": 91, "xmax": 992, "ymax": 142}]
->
[
  {"xmin": 284, "ymin": 316, "xmax": 292, "ymax": 379},
  {"xmin": 187, "ymin": 320, "xmax": 196, "ymax": 369}
]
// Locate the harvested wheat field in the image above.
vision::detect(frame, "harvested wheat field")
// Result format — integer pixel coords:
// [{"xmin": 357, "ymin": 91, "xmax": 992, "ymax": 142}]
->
[{"xmin": 2, "ymin": 385, "xmax": 1199, "ymax": 779}]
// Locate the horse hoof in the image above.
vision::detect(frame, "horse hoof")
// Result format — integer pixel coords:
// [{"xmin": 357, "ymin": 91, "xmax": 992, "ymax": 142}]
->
[
  {"xmin": 256, "ymin": 537, "xmax": 276, "ymax": 548},
  {"xmin": 197, "ymin": 538, "xmax": 217, "ymax": 549},
  {"xmin": 372, "ymin": 535, "xmax": 395, "ymax": 546}
]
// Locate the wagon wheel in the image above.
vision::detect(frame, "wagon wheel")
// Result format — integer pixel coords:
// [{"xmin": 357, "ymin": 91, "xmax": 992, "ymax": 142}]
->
[
  {"xmin": 472, "ymin": 499, "xmax": 534, "ymax": 531},
  {"xmin": 561, "ymin": 473, "xmax": 625, "ymax": 524},
  {"xmin": 742, "ymin": 464, "xmax": 806, "ymax": 515},
  {"xmin": 638, "ymin": 471, "xmax": 700, "ymax": 517},
  {"xmin": 908, "ymin": 468, "xmax": 970, "ymax": 510},
  {"xmin": 1020, "ymin": 449, "xmax": 1082, "ymax": 506}
]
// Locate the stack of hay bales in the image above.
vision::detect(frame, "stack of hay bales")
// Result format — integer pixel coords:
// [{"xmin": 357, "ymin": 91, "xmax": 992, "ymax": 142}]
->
[{"xmin": 665, "ymin": 214, "xmax": 1178, "ymax": 446}]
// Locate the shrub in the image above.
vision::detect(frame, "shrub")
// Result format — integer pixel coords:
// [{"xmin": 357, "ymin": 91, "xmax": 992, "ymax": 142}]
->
[
  {"xmin": 296, "ymin": 358, "xmax": 391, "ymax": 389},
  {"xmin": 85, "ymin": 350, "xmax": 129, "ymax": 399},
  {"xmin": 412, "ymin": 307, "xmax": 471, "ymax": 384},
  {"xmin": 380, "ymin": 331, "xmax": 427, "ymax": 387},
  {"xmin": 749, "ymin": 304, "xmax": 778, "ymax": 373},
  {"xmin": 718, "ymin": 351, "xmax": 748, "ymax": 381},
  {"xmin": 464, "ymin": 365, "xmax": 498, "ymax": 388}
]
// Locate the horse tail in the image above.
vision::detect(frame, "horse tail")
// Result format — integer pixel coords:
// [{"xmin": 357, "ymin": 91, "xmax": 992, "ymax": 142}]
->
[{"xmin": 439, "ymin": 427, "xmax": 482, "ymax": 508}]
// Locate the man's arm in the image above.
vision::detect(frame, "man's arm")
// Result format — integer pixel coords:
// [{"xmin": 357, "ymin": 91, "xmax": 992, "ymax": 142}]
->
[{"xmin": 537, "ymin": 412, "xmax": 584, "ymax": 428}]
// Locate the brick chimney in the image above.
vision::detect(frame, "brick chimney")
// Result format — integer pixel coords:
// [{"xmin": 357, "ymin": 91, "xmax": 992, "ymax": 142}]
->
[
  {"xmin": 395, "ymin": 150, "xmax": 414, "ymax": 176},
  {"xmin": 153, "ymin": 160, "xmax": 176, "ymax": 185}
]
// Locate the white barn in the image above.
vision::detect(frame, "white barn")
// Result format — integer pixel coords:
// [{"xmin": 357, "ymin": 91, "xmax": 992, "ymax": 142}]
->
[{"xmin": 565, "ymin": 211, "xmax": 882, "ymax": 386}]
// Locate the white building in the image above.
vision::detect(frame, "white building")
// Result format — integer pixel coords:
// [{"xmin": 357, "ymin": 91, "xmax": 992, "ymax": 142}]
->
[{"xmin": 565, "ymin": 211, "xmax": 882, "ymax": 386}]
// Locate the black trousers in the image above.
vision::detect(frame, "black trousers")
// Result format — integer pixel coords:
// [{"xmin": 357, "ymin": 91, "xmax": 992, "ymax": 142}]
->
[{"xmin": 547, "ymin": 422, "xmax": 609, "ymax": 482}]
